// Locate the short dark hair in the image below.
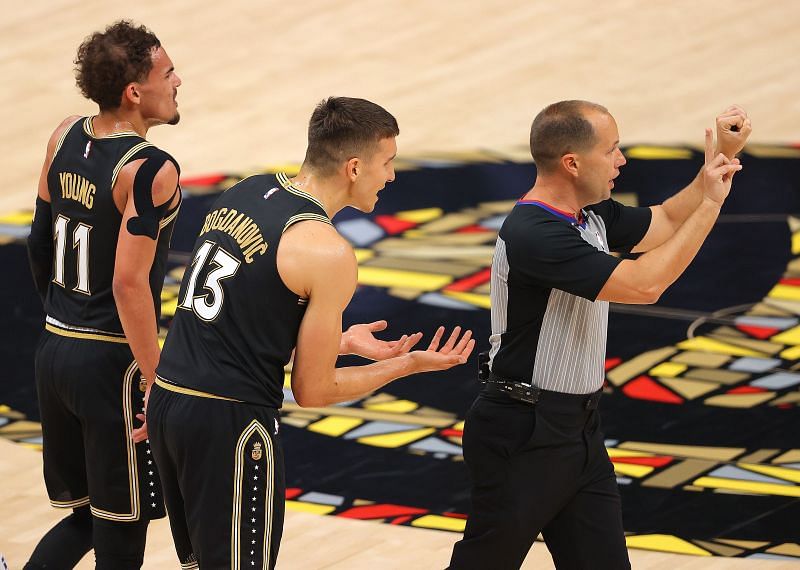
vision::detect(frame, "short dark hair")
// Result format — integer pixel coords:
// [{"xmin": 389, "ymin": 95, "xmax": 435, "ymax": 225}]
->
[
  {"xmin": 529, "ymin": 100, "xmax": 609, "ymax": 173},
  {"xmin": 304, "ymin": 97, "xmax": 399, "ymax": 176},
  {"xmin": 74, "ymin": 20, "xmax": 161, "ymax": 111}
]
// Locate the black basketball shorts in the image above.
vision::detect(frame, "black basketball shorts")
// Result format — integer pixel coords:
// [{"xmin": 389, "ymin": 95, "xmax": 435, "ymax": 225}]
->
[
  {"xmin": 34, "ymin": 329, "xmax": 166, "ymax": 521},
  {"xmin": 148, "ymin": 380, "xmax": 285, "ymax": 570}
]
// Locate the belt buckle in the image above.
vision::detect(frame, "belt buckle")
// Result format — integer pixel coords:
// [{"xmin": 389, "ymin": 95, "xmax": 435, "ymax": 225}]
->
[{"xmin": 508, "ymin": 382, "xmax": 539, "ymax": 405}]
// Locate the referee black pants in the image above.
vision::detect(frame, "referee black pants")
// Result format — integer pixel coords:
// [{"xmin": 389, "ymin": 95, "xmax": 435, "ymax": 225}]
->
[{"xmin": 449, "ymin": 389, "xmax": 630, "ymax": 570}]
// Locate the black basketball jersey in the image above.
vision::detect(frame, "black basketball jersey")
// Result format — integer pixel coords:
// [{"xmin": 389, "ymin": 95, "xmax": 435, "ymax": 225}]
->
[
  {"xmin": 156, "ymin": 173, "xmax": 332, "ymax": 408},
  {"xmin": 44, "ymin": 117, "xmax": 181, "ymax": 339}
]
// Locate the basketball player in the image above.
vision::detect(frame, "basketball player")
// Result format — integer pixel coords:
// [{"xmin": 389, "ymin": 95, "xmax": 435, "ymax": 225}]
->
[
  {"xmin": 147, "ymin": 96, "xmax": 476, "ymax": 569},
  {"xmin": 448, "ymin": 103, "xmax": 750, "ymax": 569},
  {"xmin": 25, "ymin": 21, "xmax": 182, "ymax": 569}
]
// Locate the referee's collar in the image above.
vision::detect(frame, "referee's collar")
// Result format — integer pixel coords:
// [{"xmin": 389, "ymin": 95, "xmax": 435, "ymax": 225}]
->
[{"xmin": 517, "ymin": 199, "xmax": 586, "ymax": 228}]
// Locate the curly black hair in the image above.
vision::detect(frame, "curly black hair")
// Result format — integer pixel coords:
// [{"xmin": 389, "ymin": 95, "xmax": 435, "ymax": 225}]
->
[{"xmin": 74, "ymin": 20, "xmax": 161, "ymax": 110}]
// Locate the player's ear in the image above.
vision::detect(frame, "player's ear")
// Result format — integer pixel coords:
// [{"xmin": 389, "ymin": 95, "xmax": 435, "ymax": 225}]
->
[
  {"xmin": 346, "ymin": 157, "xmax": 360, "ymax": 182},
  {"xmin": 121, "ymin": 83, "xmax": 141, "ymax": 106}
]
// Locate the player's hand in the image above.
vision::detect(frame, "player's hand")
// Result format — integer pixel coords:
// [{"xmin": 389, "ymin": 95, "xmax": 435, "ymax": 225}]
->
[
  {"xmin": 703, "ymin": 128, "xmax": 742, "ymax": 206},
  {"xmin": 132, "ymin": 414, "xmax": 148, "ymax": 443},
  {"xmin": 341, "ymin": 320, "xmax": 423, "ymax": 360},
  {"xmin": 132, "ymin": 384, "xmax": 151, "ymax": 443},
  {"xmin": 408, "ymin": 326, "xmax": 475, "ymax": 373},
  {"xmin": 715, "ymin": 105, "xmax": 752, "ymax": 158}
]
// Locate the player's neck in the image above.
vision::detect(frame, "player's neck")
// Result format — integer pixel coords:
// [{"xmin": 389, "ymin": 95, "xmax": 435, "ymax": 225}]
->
[
  {"xmin": 288, "ymin": 169, "xmax": 342, "ymax": 218},
  {"xmin": 92, "ymin": 111, "xmax": 147, "ymax": 138}
]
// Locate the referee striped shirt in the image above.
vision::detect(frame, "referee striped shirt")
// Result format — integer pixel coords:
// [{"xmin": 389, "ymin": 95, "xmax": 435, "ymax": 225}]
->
[{"xmin": 488, "ymin": 198, "xmax": 651, "ymax": 394}]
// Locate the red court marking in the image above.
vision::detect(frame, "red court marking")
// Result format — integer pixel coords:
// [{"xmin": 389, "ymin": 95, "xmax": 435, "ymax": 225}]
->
[
  {"xmin": 440, "ymin": 428, "xmax": 463, "ymax": 438},
  {"xmin": 727, "ymin": 386, "xmax": 768, "ymax": 394},
  {"xmin": 605, "ymin": 357, "xmax": 623, "ymax": 371},
  {"xmin": 444, "ymin": 268, "xmax": 492, "ymax": 292},
  {"xmin": 390, "ymin": 516, "xmax": 413, "ymax": 525},
  {"xmin": 180, "ymin": 174, "xmax": 227, "ymax": 186},
  {"xmin": 285, "ymin": 488, "xmax": 303, "ymax": 499},
  {"xmin": 779, "ymin": 278, "xmax": 800, "ymax": 286},
  {"xmin": 443, "ymin": 512, "xmax": 468, "ymax": 519},
  {"xmin": 456, "ymin": 224, "xmax": 490, "ymax": 233},
  {"xmin": 611, "ymin": 456, "xmax": 673, "ymax": 468},
  {"xmin": 374, "ymin": 215, "xmax": 418, "ymax": 234},
  {"xmin": 777, "ymin": 403, "xmax": 795, "ymax": 409},
  {"xmin": 338, "ymin": 504, "xmax": 428, "ymax": 520},
  {"xmin": 622, "ymin": 376, "xmax": 684, "ymax": 404},
  {"xmin": 736, "ymin": 325, "xmax": 780, "ymax": 340}
]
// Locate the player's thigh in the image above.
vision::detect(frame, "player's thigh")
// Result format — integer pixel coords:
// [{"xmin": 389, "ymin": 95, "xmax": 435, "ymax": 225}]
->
[
  {"xmin": 165, "ymin": 395, "xmax": 285, "ymax": 569},
  {"xmin": 34, "ymin": 332, "xmax": 89, "ymax": 506}
]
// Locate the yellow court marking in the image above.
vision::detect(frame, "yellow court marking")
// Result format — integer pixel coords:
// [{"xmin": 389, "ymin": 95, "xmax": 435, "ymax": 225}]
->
[
  {"xmin": 769, "ymin": 285, "xmax": 800, "ymax": 302},
  {"xmin": 285, "ymin": 501, "xmax": 336, "ymax": 515},
  {"xmin": 395, "ymin": 208, "xmax": 444, "ymax": 223},
  {"xmin": 780, "ymin": 345, "xmax": 800, "ymax": 360},
  {"xmin": 357, "ymin": 266, "xmax": 452, "ymax": 291},
  {"xmin": 364, "ymin": 400, "xmax": 419, "ymax": 413},
  {"xmin": 676, "ymin": 337, "xmax": 764, "ymax": 357},
  {"xmin": 625, "ymin": 534, "xmax": 711, "ymax": 556},
  {"xmin": 624, "ymin": 146, "xmax": 693, "ymax": 160},
  {"xmin": 353, "ymin": 248, "xmax": 374, "ymax": 263},
  {"xmin": 693, "ymin": 476, "xmax": 800, "ymax": 497},
  {"xmin": 307, "ymin": 416, "xmax": 364, "ymax": 437},
  {"xmin": 0, "ymin": 211, "xmax": 33, "ymax": 225},
  {"xmin": 771, "ymin": 325, "xmax": 800, "ymax": 345},
  {"xmin": 411, "ymin": 515, "xmax": 467, "ymax": 532},
  {"xmin": 612, "ymin": 463, "xmax": 654, "ymax": 478},
  {"xmin": 738, "ymin": 463, "xmax": 800, "ymax": 484},
  {"xmin": 443, "ymin": 290, "xmax": 491, "ymax": 309},
  {"xmin": 649, "ymin": 362, "xmax": 687, "ymax": 378},
  {"xmin": 357, "ymin": 428, "xmax": 436, "ymax": 448}
]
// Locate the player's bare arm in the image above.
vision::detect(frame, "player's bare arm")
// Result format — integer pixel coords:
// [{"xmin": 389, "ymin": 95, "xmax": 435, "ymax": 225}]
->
[
  {"xmin": 597, "ymin": 129, "xmax": 742, "ymax": 304},
  {"xmin": 114, "ymin": 158, "xmax": 179, "ymax": 441},
  {"xmin": 279, "ymin": 220, "xmax": 474, "ymax": 408},
  {"xmin": 632, "ymin": 105, "xmax": 751, "ymax": 253}
]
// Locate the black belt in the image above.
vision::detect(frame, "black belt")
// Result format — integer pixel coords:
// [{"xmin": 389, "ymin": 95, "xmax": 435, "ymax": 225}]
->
[{"xmin": 482, "ymin": 373, "xmax": 602, "ymax": 410}]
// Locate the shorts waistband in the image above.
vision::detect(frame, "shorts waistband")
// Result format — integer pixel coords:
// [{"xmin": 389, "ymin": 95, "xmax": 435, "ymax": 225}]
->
[
  {"xmin": 45, "ymin": 315, "xmax": 128, "ymax": 344},
  {"xmin": 481, "ymin": 373, "xmax": 602, "ymax": 411},
  {"xmin": 155, "ymin": 376, "xmax": 243, "ymax": 403}
]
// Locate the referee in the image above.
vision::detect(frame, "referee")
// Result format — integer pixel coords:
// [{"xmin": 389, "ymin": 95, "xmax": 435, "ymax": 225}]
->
[{"xmin": 448, "ymin": 101, "xmax": 750, "ymax": 569}]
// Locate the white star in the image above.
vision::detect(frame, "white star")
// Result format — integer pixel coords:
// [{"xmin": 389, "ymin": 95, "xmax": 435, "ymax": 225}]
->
[
  {"xmin": 149, "ymin": 482, "xmax": 154, "ymax": 486},
  {"xmin": 151, "ymin": 503, "xmax": 156, "ymax": 507},
  {"xmin": 253, "ymin": 486, "xmax": 257, "ymax": 491},
  {"xmin": 151, "ymin": 492, "xmax": 155, "ymax": 497},
  {"xmin": 254, "ymin": 466, "xmax": 259, "ymax": 470},
  {"xmin": 147, "ymin": 460, "xmax": 152, "ymax": 465},
  {"xmin": 252, "ymin": 507, "xmax": 256, "ymax": 512},
  {"xmin": 251, "ymin": 540, "xmax": 256, "ymax": 545},
  {"xmin": 252, "ymin": 497, "xmax": 256, "ymax": 502},
  {"xmin": 250, "ymin": 550, "xmax": 254, "ymax": 555},
  {"xmin": 251, "ymin": 528, "xmax": 256, "ymax": 534},
  {"xmin": 146, "ymin": 439, "xmax": 149, "ymax": 444},
  {"xmin": 253, "ymin": 475, "xmax": 258, "ymax": 480},
  {"xmin": 251, "ymin": 518, "xmax": 256, "ymax": 523},
  {"xmin": 251, "ymin": 562, "xmax": 255, "ymax": 566},
  {"xmin": 149, "ymin": 471, "xmax": 154, "ymax": 475},
  {"xmin": 146, "ymin": 450, "xmax": 151, "ymax": 454}
]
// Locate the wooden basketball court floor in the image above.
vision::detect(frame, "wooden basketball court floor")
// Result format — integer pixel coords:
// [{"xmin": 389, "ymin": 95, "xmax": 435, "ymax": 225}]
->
[{"xmin": 2, "ymin": 0, "xmax": 799, "ymax": 567}]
